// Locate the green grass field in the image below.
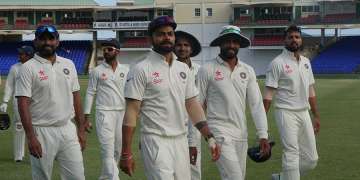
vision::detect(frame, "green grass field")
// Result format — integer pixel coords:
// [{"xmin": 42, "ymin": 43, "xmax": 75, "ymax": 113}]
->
[{"xmin": 1, "ymin": 77, "xmax": 360, "ymax": 180}]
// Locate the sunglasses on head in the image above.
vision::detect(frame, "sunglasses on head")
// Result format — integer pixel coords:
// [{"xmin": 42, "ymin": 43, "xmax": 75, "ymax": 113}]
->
[{"xmin": 35, "ymin": 25, "xmax": 58, "ymax": 37}]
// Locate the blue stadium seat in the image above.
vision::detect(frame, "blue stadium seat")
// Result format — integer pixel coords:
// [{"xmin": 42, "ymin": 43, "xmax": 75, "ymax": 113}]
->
[
  {"xmin": 0, "ymin": 41, "xmax": 91, "ymax": 75},
  {"xmin": 311, "ymin": 37, "xmax": 360, "ymax": 74}
]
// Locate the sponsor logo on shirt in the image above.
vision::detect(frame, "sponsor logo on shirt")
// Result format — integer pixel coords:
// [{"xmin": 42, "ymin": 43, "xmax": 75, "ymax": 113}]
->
[
  {"xmin": 240, "ymin": 72, "xmax": 247, "ymax": 79},
  {"xmin": 215, "ymin": 70, "xmax": 224, "ymax": 81},
  {"xmin": 284, "ymin": 64, "xmax": 293, "ymax": 74},
  {"xmin": 63, "ymin": 68, "xmax": 70, "ymax": 75},
  {"xmin": 152, "ymin": 72, "xmax": 163, "ymax": 84},
  {"xmin": 101, "ymin": 73, "xmax": 108, "ymax": 80},
  {"xmin": 180, "ymin": 72, "xmax": 186, "ymax": 79},
  {"xmin": 38, "ymin": 70, "xmax": 48, "ymax": 81}
]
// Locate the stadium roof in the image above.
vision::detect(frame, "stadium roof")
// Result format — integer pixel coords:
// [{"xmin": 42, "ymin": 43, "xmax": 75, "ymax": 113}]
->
[
  {"xmin": 97, "ymin": 0, "xmax": 173, "ymax": 10},
  {"xmin": 232, "ymin": 0, "xmax": 293, "ymax": 6},
  {"xmin": 0, "ymin": 0, "xmax": 98, "ymax": 9}
]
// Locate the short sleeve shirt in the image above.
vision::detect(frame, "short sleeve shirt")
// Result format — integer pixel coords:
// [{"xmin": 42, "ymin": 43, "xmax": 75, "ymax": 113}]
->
[
  {"xmin": 265, "ymin": 49, "xmax": 315, "ymax": 110},
  {"xmin": 85, "ymin": 62, "xmax": 129, "ymax": 112},
  {"xmin": 124, "ymin": 50, "xmax": 198, "ymax": 136},
  {"xmin": 15, "ymin": 54, "xmax": 80, "ymax": 126}
]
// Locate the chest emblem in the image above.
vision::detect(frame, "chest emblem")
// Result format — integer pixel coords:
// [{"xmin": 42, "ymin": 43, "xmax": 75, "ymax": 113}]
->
[
  {"xmin": 38, "ymin": 70, "xmax": 48, "ymax": 81},
  {"xmin": 63, "ymin": 68, "xmax": 70, "ymax": 75},
  {"xmin": 180, "ymin": 72, "xmax": 187, "ymax": 79},
  {"xmin": 152, "ymin": 72, "xmax": 163, "ymax": 84},
  {"xmin": 215, "ymin": 70, "xmax": 224, "ymax": 81},
  {"xmin": 304, "ymin": 64, "xmax": 309, "ymax": 69},
  {"xmin": 284, "ymin": 64, "xmax": 293, "ymax": 74},
  {"xmin": 240, "ymin": 72, "xmax": 247, "ymax": 79},
  {"xmin": 101, "ymin": 73, "xmax": 108, "ymax": 80},
  {"xmin": 120, "ymin": 72, "xmax": 125, "ymax": 78}
]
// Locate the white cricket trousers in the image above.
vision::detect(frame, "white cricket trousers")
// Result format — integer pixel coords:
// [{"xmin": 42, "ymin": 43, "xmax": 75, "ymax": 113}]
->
[
  {"xmin": 31, "ymin": 121, "xmax": 85, "ymax": 180},
  {"xmin": 12, "ymin": 101, "xmax": 26, "ymax": 161},
  {"xmin": 215, "ymin": 137, "xmax": 248, "ymax": 180},
  {"xmin": 95, "ymin": 110, "xmax": 125, "ymax": 180},
  {"xmin": 275, "ymin": 108, "xmax": 319, "ymax": 180},
  {"xmin": 141, "ymin": 133, "xmax": 191, "ymax": 180}
]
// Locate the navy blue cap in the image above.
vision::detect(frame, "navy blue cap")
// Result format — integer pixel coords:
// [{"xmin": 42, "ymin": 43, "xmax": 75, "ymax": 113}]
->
[{"xmin": 17, "ymin": 46, "xmax": 34, "ymax": 56}]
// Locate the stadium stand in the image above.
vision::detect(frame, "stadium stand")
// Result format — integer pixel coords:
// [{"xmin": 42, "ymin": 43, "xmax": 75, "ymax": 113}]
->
[
  {"xmin": 299, "ymin": 15, "xmax": 320, "ymax": 24},
  {"xmin": 122, "ymin": 38, "xmax": 150, "ymax": 48},
  {"xmin": 251, "ymin": 36, "xmax": 283, "ymax": 46},
  {"xmin": 0, "ymin": 41, "xmax": 91, "ymax": 75},
  {"xmin": 60, "ymin": 17, "xmax": 93, "ymax": 29},
  {"xmin": 311, "ymin": 37, "xmax": 360, "ymax": 74},
  {"xmin": 322, "ymin": 13, "xmax": 356, "ymax": 23}
]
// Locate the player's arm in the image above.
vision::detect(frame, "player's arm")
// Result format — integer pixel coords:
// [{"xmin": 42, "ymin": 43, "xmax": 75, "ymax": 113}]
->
[
  {"xmin": 17, "ymin": 96, "xmax": 43, "ymax": 158},
  {"xmin": 263, "ymin": 86, "xmax": 276, "ymax": 113},
  {"xmin": 247, "ymin": 69, "xmax": 270, "ymax": 156},
  {"xmin": 73, "ymin": 91, "xmax": 87, "ymax": 151},
  {"xmin": 309, "ymin": 85, "xmax": 320, "ymax": 134},
  {"xmin": 186, "ymin": 97, "xmax": 220, "ymax": 161},
  {"xmin": 120, "ymin": 98, "xmax": 140, "ymax": 177},
  {"xmin": 83, "ymin": 70, "xmax": 98, "ymax": 132},
  {"xmin": 0, "ymin": 67, "xmax": 16, "ymax": 113}
]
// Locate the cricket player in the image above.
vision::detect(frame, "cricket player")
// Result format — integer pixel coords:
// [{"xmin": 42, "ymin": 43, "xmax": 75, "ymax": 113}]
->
[
  {"xmin": 174, "ymin": 30, "xmax": 202, "ymax": 180},
  {"xmin": 0, "ymin": 45, "xmax": 34, "ymax": 162},
  {"xmin": 119, "ymin": 16, "xmax": 220, "ymax": 180},
  {"xmin": 15, "ymin": 25, "xmax": 87, "ymax": 180},
  {"xmin": 197, "ymin": 25, "xmax": 271, "ymax": 180},
  {"xmin": 84, "ymin": 38, "xmax": 129, "ymax": 180},
  {"xmin": 263, "ymin": 25, "xmax": 319, "ymax": 180}
]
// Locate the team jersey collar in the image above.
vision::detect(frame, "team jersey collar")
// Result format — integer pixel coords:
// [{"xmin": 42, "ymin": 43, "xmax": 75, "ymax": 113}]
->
[
  {"xmin": 150, "ymin": 50, "xmax": 177, "ymax": 66},
  {"xmin": 282, "ymin": 48, "xmax": 303, "ymax": 63},
  {"xmin": 216, "ymin": 55, "xmax": 241, "ymax": 68},
  {"xmin": 34, "ymin": 53, "xmax": 60, "ymax": 64}
]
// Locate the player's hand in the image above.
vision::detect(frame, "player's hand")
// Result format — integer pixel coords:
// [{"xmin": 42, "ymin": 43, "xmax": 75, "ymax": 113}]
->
[
  {"xmin": 189, "ymin": 146, "xmax": 198, "ymax": 165},
  {"xmin": 119, "ymin": 153, "xmax": 136, "ymax": 176},
  {"xmin": 208, "ymin": 138, "xmax": 221, "ymax": 161},
  {"xmin": 0, "ymin": 103, "xmax": 7, "ymax": 113},
  {"xmin": 313, "ymin": 116, "xmax": 320, "ymax": 135},
  {"xmin": 259, "ymin": 138, "xmax": 271, "ymax": 158},
  {"xmin": 84, "ymin": 115, "xmax": 92, "ymax": 133},
  {"xmin": 28, "ymin": 135, "xmax": 42, "ymax": 158},
  {"xmin": 77, "ymin": 128, "xmax": 87, "ymax": 151}
]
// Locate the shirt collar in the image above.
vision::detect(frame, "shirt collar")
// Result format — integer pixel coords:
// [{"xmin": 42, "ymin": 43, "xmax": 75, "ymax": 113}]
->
[
  {"xmin": 282, "ymin": 48, "xmax": 302, "ymax": 62},
  {"xmin": 102, "ymin": 61, "xmax": 118, "ymax": 69},
  {"xmin": 34, "ymin": 54, "xmax": 60, "ymax": 64},
  {"xmin": 215, "ymin": 55, "xmax": 241, "ymax": 68},
  {"xmin": 150, "ymin": 50, "xmax": 177, "ymax": 66}
]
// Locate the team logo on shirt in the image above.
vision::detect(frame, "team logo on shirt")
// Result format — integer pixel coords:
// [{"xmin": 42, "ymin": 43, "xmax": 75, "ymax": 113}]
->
[
  {"xmin": 152, "ymin": 72, "xmax": 163, "ymax": 84},
  {"xmin": 63, "ymin": 68, "xmax": 70, "ymax": 75},
  {"xmin": 101, "ymin": 73, "xmax": 108, "ymax": 80},
  {"xmin": 240, "ymin": 72, "xmax": 247, "ymax": 79},
  {"xmin": 120, "ymin": 73, "xmax": 125, "ymax": 78},
  {"xmin": 214, "ymin": 70, "xmax": 224, "ymax": 81},
  {"xmin": 284, "ymin": 64, "xmax": 293, "ymax": 74},
  {"xmin": 38, "ymin": 70, "xmax": 48, "ymax": 81},
  {"xmin": 180, "ymin": 72, "xmax": 186, "ymax": 79},
  {"xmin": 304, "ymin": 64, "xmax": 309, "ymax": 69}
]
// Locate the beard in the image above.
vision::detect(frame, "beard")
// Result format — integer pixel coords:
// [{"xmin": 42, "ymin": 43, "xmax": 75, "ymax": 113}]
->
[
  {"xmin": 153, "ymin": 41, "xmax": 174, "ymax": 54},
  {"xmin": 285, "ymin": 42, "xmax": 303, "ymax": 52},
  {"xmin": 37, "ymin": 45, "xmax": 56, "ymax": 58},
  {"xmin": 220, "ymin": 47, "xmax": 239, "ymax": 60}
]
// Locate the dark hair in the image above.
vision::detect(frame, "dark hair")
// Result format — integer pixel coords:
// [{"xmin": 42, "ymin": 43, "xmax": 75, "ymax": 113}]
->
[{"xmin": 284, "ymin": 25, "xmax": 301, "ymax": 37}]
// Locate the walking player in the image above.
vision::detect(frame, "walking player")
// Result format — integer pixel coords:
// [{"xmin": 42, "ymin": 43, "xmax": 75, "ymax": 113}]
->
[
  {"xmin": 197, "ymin": 25, "xmax": 271, "ymax": 180},
  {"xmin": 16, "ymin": 25, "xmax": 87, "ymax": 180},
  {"xmin": 84, "ymin": 38, "xmax": 129, "ymax": 180},
  {"xmin": 0, "ymin": 45, "xmax": 34, "ymax": 162},
  {"xmin": 174, "ymin": 30, "xmax": 202, "ymax": 180},
  {"xmin": 263, "ymin": 25, "xmax": 320, "ymax": 180},
  {"xmin": 119, "ymin": 16, "xmax": 220, "ymax": 180}
]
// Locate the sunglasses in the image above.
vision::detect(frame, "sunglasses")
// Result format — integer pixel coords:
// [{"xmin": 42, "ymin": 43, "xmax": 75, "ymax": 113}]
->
[
  {"xmin": 35, "ymin": 25, "xmax": 59, "ymax": 38},
  {"xmin": 102, "ymin": 47, "xmax": 119, "ymax": 52}
]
